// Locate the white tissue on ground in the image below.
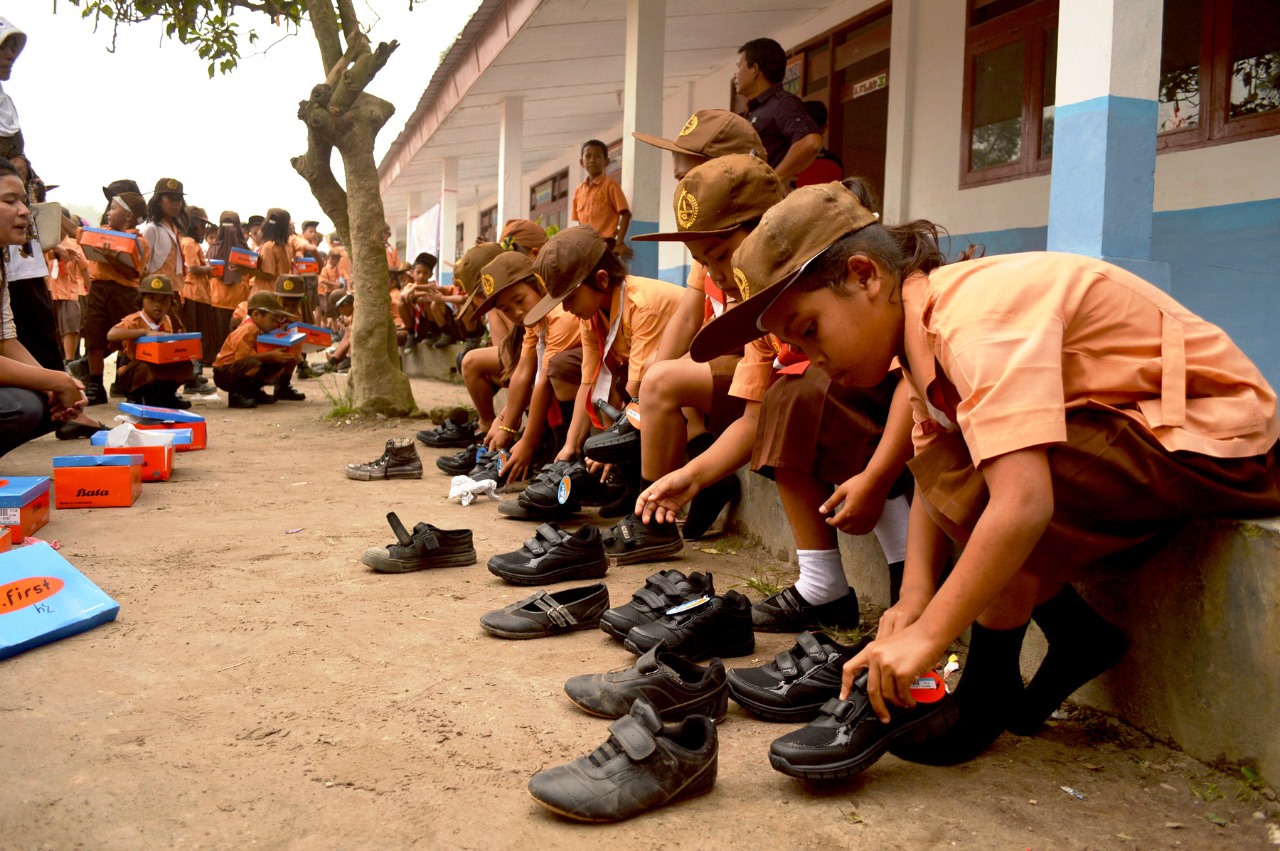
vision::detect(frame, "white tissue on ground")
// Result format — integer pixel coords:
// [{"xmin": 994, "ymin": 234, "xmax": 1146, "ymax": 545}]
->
[{"xmin": 448, "ymin": 475, "xmax": 500, "ymax": 506}]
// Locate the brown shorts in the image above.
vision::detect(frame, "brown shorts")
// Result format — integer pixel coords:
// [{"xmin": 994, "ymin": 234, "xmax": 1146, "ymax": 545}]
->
[
  {"xmin": 909, "ymin": 405, "xmax": 1280, "ymax": 583},
  {"xmin": 115, "ymin": 358, "xmax": 193, "ymax": 395},
  {"xmin": 53, "ymin": 299, "xmax": 81, "ymax": 338},
  {"xmin": 753, "ymin": 367, "xmax": 910, "ymax": 496},
  {"xmin": 707, "ymin": 354, "xmax": 746, "ymax": 436},
  {"xmin": 82, "ymin": 280, "xmax": 139, "ymax": 351}
]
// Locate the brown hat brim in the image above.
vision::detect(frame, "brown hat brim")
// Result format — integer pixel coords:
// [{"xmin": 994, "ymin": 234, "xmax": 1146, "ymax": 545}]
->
[
  {"xmin": 522, "ymin": 285, "xmax": 576, "ymax": 327},
  {"xmin": 632, "ymin": 130, "xmax": 702, "ymax": 158},
  {"xmin": 633, "ymin": 223, "xmax": 740, "ymax": 243},
  {"xmin": 456, "ymin": 286, "xmax": 484, "ymax": 321}
]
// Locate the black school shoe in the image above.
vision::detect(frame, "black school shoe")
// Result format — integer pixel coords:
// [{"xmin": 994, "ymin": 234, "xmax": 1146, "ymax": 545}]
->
[
  {"xmin": 565, "ymin": 646, "xmax": 729, "ymax": 723},
  {"xmin": 600, "ymin": 569, "xmax": 716, "ymax": 642},
  {"xmin": 752, "ymin": 585, "xmax": 860, "ymax": 633},
  {"xmin": 624, "ymin": 590, "xmax": 755, "ymax": 661},
  {"xmin": 417, "ymin": 418, "xmax": 479, "ymax": 448},
  {"xmin": 728, "ymin": 631, "xmax": 864, "ymax": 722},
  {"xmin": 602, "ymin": 513, "xmax": 684, "ymax": 566},
  {"xmin": 528, "ymin": 698, "xmax": 717, "ymax": 823},
  {"xmin": 478, "ymin": 584, "xmax": 610, "ymax": 639},
  {"xmin": 487, "ymin": 523, "xmax": 608, "ymax": 585},
  {"xmin": 360, "ymin": 512, "xmax": 477, "ymax": 573},
  {"xmin": 436, "ymin": 444, "xmax": 484, "ymax": 476},
  {"xmin": 499, "ymin": 460, "xmax": 626, "ymax": 519},
  {"xmin": 582, "ymin": 412, "xmax": 640, "ymax": 465},
  {"xmin": 767, "ymin": 671, "xmax": 960, "ymax": 782}
]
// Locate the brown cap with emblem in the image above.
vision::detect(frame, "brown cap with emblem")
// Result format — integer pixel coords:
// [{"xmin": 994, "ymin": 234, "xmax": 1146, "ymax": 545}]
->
[
  {"xmin": 153, "ymin": 177, "xmax": 184, "ymax": 197},
  {"xmin": 247, "ymin": 290, "xmax": 292, "ymax": 316},
  {"xmin": 471, "ymin": 251, "xmax": 539, "ymax": 318},
  {"xmin": 689, "ymin": 181, "xmax": 878, "ymax": 363},
  {"xmin": 524, "ymin": 226, "xmax": 608, "ymax": 326},
  {"xmin": 632, "ymin": 109, "xmax": 765, "ymax": 162},
  {"xmin": 499, "ymin": 219, "xmax": 549, "ymax": 253},
  {"xmin": 454, "ymin": 242, "xmax": 507, "ymax": 319},
  {"xmin": 140, "ymin": 274, "xmax": 175, "ymax": 295},
  {"xmin": 634, "ymin": 154, "xmax": 784, "ymax": 243},
  {"xmin": 275, "ymin": 275, "xmax": 307, "ymax": 299}
]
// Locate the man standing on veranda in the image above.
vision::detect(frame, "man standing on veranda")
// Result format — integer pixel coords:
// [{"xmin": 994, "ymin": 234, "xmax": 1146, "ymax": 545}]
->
[{"xmin": 733, "ymin": 37, "xmax": 823, "ymax": 187}]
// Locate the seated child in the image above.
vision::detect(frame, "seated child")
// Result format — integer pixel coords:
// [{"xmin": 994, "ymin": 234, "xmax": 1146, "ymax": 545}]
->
[
  {"xmin": 388, "ymin": 265, "xmax": 410, "ymax": 348},
  {"xmin": 399, "ymin": 252, "xmax": 454, "ymax": 347},
  {"xmin": 106, "ymin": 274, "xmax": 193, "ymax": 409},
  {"xmin": 212, "ymin": 291, "xmax": 298, "ymax": 409},
  {"xmin": 320, "ymin": 291, "xmax": 354, "ymax": 372},
  {"xmin": 525, "ymin": 226, "xmax": 683, "ymax": 489},
  {"xmin": 692, "ymin": 180, "xmax": 1280, "ymax": 766},
  {"xmin": 451, "ymin": 243, "xmax": 507, "ymax": 430},
  {"xmin": 468, "ymin": 250, "xmax": 582, "ymax": 484}
]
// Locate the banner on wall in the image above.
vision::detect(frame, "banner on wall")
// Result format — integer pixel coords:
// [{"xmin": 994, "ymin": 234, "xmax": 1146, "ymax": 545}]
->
[{"xmin": 406, "ymin": 204, "xmax": 440, "ymax": 267}]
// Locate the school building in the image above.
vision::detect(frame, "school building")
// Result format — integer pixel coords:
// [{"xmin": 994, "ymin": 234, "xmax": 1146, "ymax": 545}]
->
[{"xmin": 379, "ymin": 0, "xmax": 1280, "ymax": 386}]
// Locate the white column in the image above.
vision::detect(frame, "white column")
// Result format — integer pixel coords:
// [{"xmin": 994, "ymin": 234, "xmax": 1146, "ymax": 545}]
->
[
  {"xmin": 403, "ymin": 191, "xmax": 422, "ymax": 260},
  {"xmin": 882, "ymin": 0, "xmax": 919, "ymax": 224},
  {"xmin": 439, "ymin": 157, "xmax": 459, "ymax": 278},
  {"xmin": 621, "ymin": 0, "xmax": 665, "ymax": 278},
  {"xmin": 497, "ymin": 97, "xmax": 525, "ymax": 228}
]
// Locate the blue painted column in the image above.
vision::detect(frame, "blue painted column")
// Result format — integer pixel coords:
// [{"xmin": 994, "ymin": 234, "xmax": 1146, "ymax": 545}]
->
[
  {"xmin": 620, "ymin": 0, "xmax": 665, "ymax": 279},
  {"xmin": 1047, "ymin": 0, "xmax": 1169, "ymax": 286}
]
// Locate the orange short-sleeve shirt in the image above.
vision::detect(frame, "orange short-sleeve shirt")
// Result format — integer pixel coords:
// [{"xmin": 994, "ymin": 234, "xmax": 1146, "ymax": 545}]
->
[
  {"xmin": 572, "ymin": 175, "xmax": 630, "ymax": 240},
  {"xmin": 112, "ymin": 311, "xmax": 173, "ymax": 361},
  {"xmin": 48, "ymin": 237, "xmax": 90, "ymax": 301},
  {"xmin": 181, "ymin": 237, "xmax": 212, "ymax": 304},
  {"xmin": 214, "ymin": 318, "xmax": 260, "ymax": 368},
  {"xmin": 903, "ymin": 252, "xmax": 1278, "ymax": 463},
  {"xmin": 578, "ymin": 275, "xmax": 684, "ymax": 385},
  {"xmin": 521, "ymin": 303, "xmax": 582, "ymax": 374}
]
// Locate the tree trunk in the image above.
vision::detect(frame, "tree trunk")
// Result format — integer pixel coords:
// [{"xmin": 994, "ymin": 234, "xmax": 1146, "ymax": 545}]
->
[{"xmin": 291, "ymin": 2, "xmax": 415, "ymax": 416}]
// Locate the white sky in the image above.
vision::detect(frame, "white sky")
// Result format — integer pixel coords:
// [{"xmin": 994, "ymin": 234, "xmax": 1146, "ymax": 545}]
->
[{"xmin": 7, "ymin": 0, "xmax": 483, "ymax": 234}]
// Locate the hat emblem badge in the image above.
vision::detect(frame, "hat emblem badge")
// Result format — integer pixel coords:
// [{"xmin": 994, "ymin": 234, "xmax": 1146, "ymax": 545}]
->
[
  {"xmin": 733, "ymin": 268, "xmax": 750, "ymax": 300},
  {"xmin": 481, "ymin": 274, "xmax": 495, "ymax": 296},
  {"xmin": 676, "ymin": 190, "xmax": 699, "ymax": 230},
  {"xmin": 150, "ymin": 279, "xmax": 164, "ymax": 290},
  {"xmin": 679, "ymin": 115, "xmax": 698, "ymax": 137},
  {"xmin": 166, "ymin": 178, "xmax": 178, "ymax": 190},
  {"xmin": 533, "ymin": 272, "xmax": 546, "ymax": 292}
]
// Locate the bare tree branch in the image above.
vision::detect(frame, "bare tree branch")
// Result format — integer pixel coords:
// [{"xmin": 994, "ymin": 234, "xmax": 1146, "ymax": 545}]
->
[
  {"xmin": 335, "ymin": 0, "xmax": 361, "ymax": 46},
  {"xmin": 306, "ymin": 0, "xmax": 343, "ymax": 74}
]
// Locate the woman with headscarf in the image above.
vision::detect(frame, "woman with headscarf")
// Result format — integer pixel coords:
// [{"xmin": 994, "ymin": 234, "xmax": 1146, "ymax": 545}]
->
[{"xmin": 206, "ymin": 211, "xmax": 251, "ymax": 352}]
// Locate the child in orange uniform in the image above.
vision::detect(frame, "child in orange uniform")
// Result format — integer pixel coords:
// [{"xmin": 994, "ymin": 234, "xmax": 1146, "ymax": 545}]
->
[
  {"xmin": 252, "ymin": 208, "xmax": 293, "ymax": 294},
  {"xmin": 107, "ymin": 274, "xmax": 192, "ymax": 409},
  {"xmin": 212, "ymin": 290, "xmax": 297, "ymax": 409},
  {"xmin": 693, "ymin": 181, "xmax": 1280, "ymax": 769}
]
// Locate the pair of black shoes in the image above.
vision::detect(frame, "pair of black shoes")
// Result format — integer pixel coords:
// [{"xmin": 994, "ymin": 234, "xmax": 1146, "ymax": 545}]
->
[
  {"xmin": 417, "ymin": 418, "xmax": 479, "ymax": 448},
  {"xmin": 498, "ymin": 460, "xmax": 627, "ymax": 520},
  {"xmin": 487, "ymin": 522, "xmax": 608, "ymax": 585}
]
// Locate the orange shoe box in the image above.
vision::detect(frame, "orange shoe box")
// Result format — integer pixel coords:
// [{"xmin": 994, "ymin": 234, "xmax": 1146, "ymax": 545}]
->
[
  {"xmin": 0, "ymin": 527, "xmax": 10, "ymax": 552},
  {"xmin": 292, "ymin": 258, "xmax": 320, "ymax": 275},
  {"xmin": 101, "ymin": 445, "xmax": 173, "ymax": 482},
  {"xmin": 0, "ymin": 477, "xmax": 51, "ymax": 540},
  {"xmin": 119, "ymin": 404, "xmax": 207, "ymax": 452},
  {"xmin": 286, "ymin": 322, "xmax": 333, "ymax": 352},
  {"xmin": 52, "ymin": 456, "xmax": 143, "ymax": 508},
  {"xmin": 209, "ymin": 259, "xmax": 226, "ymax": 277},
  {"xmin": 77, "ymin": 227, "xmax": 143, "ymax": 270},
  {"xmin": 229, "ymin": 247, "xmax": 259, "ymax": 268},
  {"xmin": 135, "ymin": 332, "xmax": 203, "ymax": 364},
  {"xmin": 256, "ymin": 330, "xmax": 306, "ymax": 356}
]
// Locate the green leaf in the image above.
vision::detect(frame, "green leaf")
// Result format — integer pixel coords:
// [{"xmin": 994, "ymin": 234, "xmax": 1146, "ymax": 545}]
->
[{"xmin": 1205, "ymin": 813, "xmax": 1228, "ymax": 827}]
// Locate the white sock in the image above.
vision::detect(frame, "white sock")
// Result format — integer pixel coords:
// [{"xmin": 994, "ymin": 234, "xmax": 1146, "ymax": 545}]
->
[
  {"xmin": 794, "ymin": 548, "xmax": 848, "ymax": 605},
  {"xmin": 872, "ymin": 495, "xmax": 910, "ymax": 564}
]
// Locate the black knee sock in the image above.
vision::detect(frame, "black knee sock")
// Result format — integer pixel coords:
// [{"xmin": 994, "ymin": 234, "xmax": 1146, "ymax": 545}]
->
[
  {"xmin": 683, "ymin": 473, "xmax": 740, "ymax": 540},
  {"xmin": 891, "ymin": 621, "xmax": 1028, "ymax": 765},
  {"xmin": 1008, "ymin": 585, "xmax": 1127, "ymax": 735},
  {"xmin": 887, "ymin": 560, "xmax": 905, "ymax": 607}
]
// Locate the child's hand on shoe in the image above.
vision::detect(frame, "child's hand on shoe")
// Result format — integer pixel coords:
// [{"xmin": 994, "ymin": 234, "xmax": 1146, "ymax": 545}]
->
[
  {"xmin": 502, "ymin": 439, "xmax": 534, "ymax": 484},
  {"xmin": 638, "ymin": 469, "xmax": 701, "ymax": 524},
  {"xmin": 843, "ymin": 625, "xmax": 946, "ymax": 722}
]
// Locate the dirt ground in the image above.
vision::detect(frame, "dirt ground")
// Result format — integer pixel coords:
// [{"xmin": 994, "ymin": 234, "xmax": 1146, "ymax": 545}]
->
[{"xmin": 1, "ymin": 374, "xmax": 1277, "ymax": 850}]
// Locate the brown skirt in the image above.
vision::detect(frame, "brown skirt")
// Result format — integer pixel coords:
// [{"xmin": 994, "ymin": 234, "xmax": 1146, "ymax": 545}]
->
[
  {"xmin": 908, "ymin": 405, "xmax": 1280, "ymax": 582},
  {"xmin": 753, "ymin": 367, "xmax": 910, "ymax": 496},
  {"xmin": 182, "ymin": 298, "xmax": 226, "ymax": 367},
  {"xmin": 115, "ymin": 358, "xmax": 193, "ymax": 394}
]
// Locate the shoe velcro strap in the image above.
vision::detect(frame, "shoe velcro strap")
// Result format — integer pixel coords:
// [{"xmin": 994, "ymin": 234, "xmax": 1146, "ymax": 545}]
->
[
  {"xmin": 607, "ymin": 714, "xmax": 657, "ymax": 760},
  {"xmin": 523, "ymin": 537, "xmax": 547, "ymax": 556},
  {"xmin": 535, "ymin": 523, "xmax": 564, "ymax": 545},
  {"xmin": 531, "ymin": 592, "xmax": 576, "ymax": 628},
  {"xmin": 795, "ymin": 630, "xmax": 827, "ymax": 661},
  {"xmin": 632, "ymin": 587, "xmax": 670, "ymax": 610},
  {"xmin": 647, "ymin": 572, "xmax": 682, "ymax": 596},
  {"xmin": 415, "ymin": 529, "xmax": 440, "ymax": 550},
  {"xmin": 775, "ymin": 650, "xmax": 800, "ymax": 678},
  {"xmin": 819, "ymin": 697, "xmax": 848, "ymax": 718},
  {"xmin": 386, "ymin": 512, "xmax": 413, "ymax": 547},
  {"xmin": 775, "ymin": 587, "xmax": 803, "ymax": 614}
]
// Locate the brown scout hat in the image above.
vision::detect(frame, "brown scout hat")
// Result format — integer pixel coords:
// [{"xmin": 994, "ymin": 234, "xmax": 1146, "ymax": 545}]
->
[
  {"xmin": 633, "ymin": 109, "xmax": 765, "ymax": 162},
  {"xmin": 471, "ymin": 251, "xmax": 539, "ymax": 318},
  {"xmin": 102, "ymin": 179, "xmax": 141, "ymax": 202},
  {"xmin": 140, "ymin": 274, "xmax": 175, "ymax": 295},
  {"xmin": 275, "ymin": 275, "xmax": 307, "ymax": 299},
  {"xmin": 153, "ymin": 177, "xmax": 184, "ymax": 197},
  {"xmin": 247, "ymin": 290, "xmax": 292, "ymax": 316},
  {"xmin": 454, "ymin": 242, "xmax": 507, "ymax": 319},
  {"xmin": 499, "ymin": 219, "xmax": 549, "ymax": 252},
  {"xmin": 116, "ymin": 192, "xmax": 147, "ymax": 220},
  {"xmin": 634, "ymin": 154, "xmax": 784, "ymax": 243},
  {"xmin": 524, "ymin": 226, "xmax": 607, "ymax": 326},
  {"xmin": 689, "ymin": 181, "xmax": 878, "ymax": 363}
]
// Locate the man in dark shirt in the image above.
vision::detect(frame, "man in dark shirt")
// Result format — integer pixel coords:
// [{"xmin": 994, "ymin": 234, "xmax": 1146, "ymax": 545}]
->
[{"xmin": 734, "ymin": 38, "xmax": 823, "ymax": 186}]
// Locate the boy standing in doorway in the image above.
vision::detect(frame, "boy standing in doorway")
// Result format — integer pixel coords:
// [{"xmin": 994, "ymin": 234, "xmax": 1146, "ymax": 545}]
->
[{"xmin": 571, "ymin": 140, "xmax": 631, "ymax": 257}]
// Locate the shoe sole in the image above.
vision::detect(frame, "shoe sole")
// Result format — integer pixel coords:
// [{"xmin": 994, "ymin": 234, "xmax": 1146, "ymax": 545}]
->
[
  {"xmin": 419, "ymin": 437, "xmax": 475, "ymax": 448},
  {"xmin": 497, "ymin": 500, "xmax": 579, "ymax": 520},
  {"xmin": 726, "ymin": 683, "xmax": 830, "ymax": 723},
  {"xmin": 478, "ymin": 620, "xmax": 600, "ymax": 640},
  {"xmin": 606, "ymin": 538, "xmax": 685, "ymax": 567},
  {"xmin": 623, "ymin": 634, "xmax": 754, "ymax": 662},
  {"xmin": 527, "ymin": 759, "xmax": 717, "ymax": 823},
  {"xmin": 343, "ymin": 469, "xmax": 424, "ymax": 481},
  {"xmin": 598, "ymin": 618, "xmax": 639, "ymax": 643},
  {"xmin": 564, "ymin": 691, "xmax": 730, "ymax": 724},
  {"xmin": 486, "ymin": 558, "xmax": 609, "ymax": 586},
  {"xmin": 361, "ymin": 548, "xmax": 477, "ymax": 573},
  {"xmin": 767, "ymin": 700, "xmax": 960, "ymax": 781}
]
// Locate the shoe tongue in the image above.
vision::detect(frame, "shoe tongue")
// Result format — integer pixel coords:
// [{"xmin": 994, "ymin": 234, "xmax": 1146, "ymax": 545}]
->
[
  {"xmin": 629, "ymin": 697, "xmax": 663, "ymax": 732},
  {"xmin": 635, "ymin": 645, "xmax": 664, "ymax": 674}
]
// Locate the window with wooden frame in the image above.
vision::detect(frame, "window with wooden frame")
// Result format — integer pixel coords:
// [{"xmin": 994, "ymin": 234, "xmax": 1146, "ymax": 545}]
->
[
  {"xmin": 529, "ymin": 168, "xmax": 570, "ymax": 233},
  {"xmin": 961, "ymin": 0, "xmax": 1058, "ymax": 187},
  {"xmin": 479, "ymin": 204, "xmax": 498, "ymax": 243},
  {"xmin": 1158, "ymin": 0, "xmax": 1280, "ymax": 150}
]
